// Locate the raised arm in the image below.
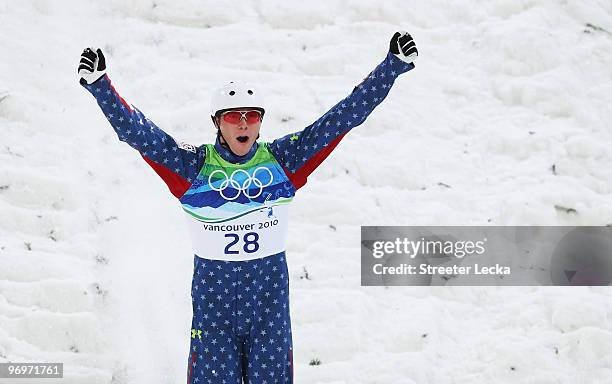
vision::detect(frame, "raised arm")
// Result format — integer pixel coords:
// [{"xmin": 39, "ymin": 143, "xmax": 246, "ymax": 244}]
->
[
  {"xmin": 268, "ymin": 32, "xmax": 418, "ymax": 190},
  {"xmin": 78, "ymin": 48, "xmax": 204, "ymax": 198}
]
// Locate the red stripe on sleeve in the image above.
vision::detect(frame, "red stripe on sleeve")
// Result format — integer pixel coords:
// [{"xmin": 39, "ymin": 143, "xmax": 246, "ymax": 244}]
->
[
  {"xmin": 284, "ymin": 132, "xmax": 348, "ymax": 190},
  {"xmin": 142, "ymin": 155, "xmax": 192, "ymax": 198}
]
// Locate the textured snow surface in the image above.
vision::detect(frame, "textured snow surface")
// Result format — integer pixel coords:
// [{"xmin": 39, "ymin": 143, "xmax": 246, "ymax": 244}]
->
[{"xmin": 1, "ymin": 1, "xmax": 612, "ymax": 383}]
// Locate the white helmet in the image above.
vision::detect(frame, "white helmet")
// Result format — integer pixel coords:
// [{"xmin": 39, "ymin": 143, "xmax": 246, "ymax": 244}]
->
[{"xmin": 210, "ymin": 81, "xmax": 265, "ymax": 118}]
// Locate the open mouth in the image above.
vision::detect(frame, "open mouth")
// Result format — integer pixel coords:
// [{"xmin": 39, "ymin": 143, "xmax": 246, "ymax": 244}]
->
[{"xmin": 236, "ymin": 136, "xmax": 249, "ymax": 143}]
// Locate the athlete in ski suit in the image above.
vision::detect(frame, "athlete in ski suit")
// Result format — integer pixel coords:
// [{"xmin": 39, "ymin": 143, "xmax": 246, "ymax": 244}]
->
[{"xmin": 78, "ymin": 32, "xmax": 417, "ymax": 383}]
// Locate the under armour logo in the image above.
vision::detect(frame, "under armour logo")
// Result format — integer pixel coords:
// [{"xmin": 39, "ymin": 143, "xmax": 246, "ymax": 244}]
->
[{"xmin": 191, "ymin": 329, "xmax": 202, "ymax": 339}]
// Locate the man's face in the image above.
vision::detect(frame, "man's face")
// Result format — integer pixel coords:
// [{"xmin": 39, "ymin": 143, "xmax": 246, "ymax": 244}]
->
[{"xmin": 217, "ymin": 109, "xmax": 262, "ymax": 156}]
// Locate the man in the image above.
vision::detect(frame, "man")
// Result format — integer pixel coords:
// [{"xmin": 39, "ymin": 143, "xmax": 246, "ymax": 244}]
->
[{"xmin": 79, "ymin": 31, "xmax": 417, "ymax": 384}]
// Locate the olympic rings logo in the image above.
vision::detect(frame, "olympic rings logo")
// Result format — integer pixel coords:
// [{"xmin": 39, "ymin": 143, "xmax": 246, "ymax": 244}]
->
[{"xmin": 208, "ymin": 167, "xmax": 274, "ymax": 201}]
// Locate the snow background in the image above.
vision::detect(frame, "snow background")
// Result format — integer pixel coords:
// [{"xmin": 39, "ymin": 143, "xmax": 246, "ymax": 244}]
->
[{"xmin": 1, "ymin": 0, "xmax": 612, "ymax": 383}]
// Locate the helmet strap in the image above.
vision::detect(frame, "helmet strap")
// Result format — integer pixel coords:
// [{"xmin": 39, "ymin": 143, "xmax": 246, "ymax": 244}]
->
[{"xmin": 213, "ymin": 115, "xmax": 243, "ymax": 158}]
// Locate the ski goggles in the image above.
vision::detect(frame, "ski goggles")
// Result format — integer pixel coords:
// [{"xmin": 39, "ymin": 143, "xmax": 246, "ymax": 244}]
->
[{"xmin": 220, "ymin": 110, "xmax": 262, "ymax": 125}]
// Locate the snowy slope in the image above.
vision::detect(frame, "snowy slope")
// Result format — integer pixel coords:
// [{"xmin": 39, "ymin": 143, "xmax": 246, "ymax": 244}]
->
[{"xmin": 1, "ymin": 1, "xmax": 612, "ymax": 383}]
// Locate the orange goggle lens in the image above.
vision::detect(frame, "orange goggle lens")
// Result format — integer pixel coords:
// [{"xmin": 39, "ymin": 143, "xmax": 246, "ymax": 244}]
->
[{"xmin": 221, "ymin": 111, "xmax": 262, "ymax": 124}]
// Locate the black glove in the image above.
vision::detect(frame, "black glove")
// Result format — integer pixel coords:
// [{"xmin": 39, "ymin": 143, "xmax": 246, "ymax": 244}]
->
[
  {"xmin": 389, "ymin": 31, "xmax": 418, "ymax": 64},
  {"xmin": 78, "ymin": 47, "xmax": 106, "ymax": 85}
]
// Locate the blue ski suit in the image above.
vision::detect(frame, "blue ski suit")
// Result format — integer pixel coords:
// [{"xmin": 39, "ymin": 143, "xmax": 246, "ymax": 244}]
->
[{"xmin": 82, "ymin": 52, "xmax": 414, "ymax": 383}]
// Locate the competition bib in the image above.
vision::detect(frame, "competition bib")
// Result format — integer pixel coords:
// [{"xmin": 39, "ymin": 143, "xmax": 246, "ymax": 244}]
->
[
  {"xmin": 179, "ymin": 143, "xmax": 296, "ymax": 261},
  {"xmin": 185, "ymin": 203, "xmax": 289, "ymax": 261}
]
